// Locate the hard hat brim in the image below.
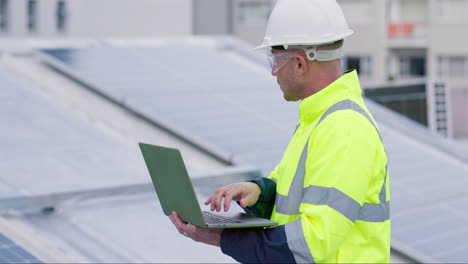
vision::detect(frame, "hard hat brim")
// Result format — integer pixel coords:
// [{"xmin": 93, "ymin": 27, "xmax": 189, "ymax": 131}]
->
[{"xmin": 253, "ymin": 30, "xmax": 354, "ymax": 50}]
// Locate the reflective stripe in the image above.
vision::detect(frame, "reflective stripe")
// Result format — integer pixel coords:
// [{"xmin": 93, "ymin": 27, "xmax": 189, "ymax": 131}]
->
[
  {"xmin": 285, "ymin": 218, "xmax": 315, "ymax": 263},
  {"xmin": 275, "ymin": 99, "xmax": 390, "ymax": 223},
  {"xmin": 275, "ymin": 137, "xmax": 309, "ymax": 215},
  {"xmin": 276, "ymin": 194, "xmax": 297, "ymax": 215},
  {"xmin": 293, "ymin": 122, "xmax": 300, "ymax": 134},
  {"xmin": 303, "ymin": 185, "xmax": 360, "ymax": 222},
  {"xmin": 277, "ymin": 184, "xmax": 390, "ymax": 222},
  {"xmin": 359, "ymin": 201, "xmax": 390, "ymax": 222}
]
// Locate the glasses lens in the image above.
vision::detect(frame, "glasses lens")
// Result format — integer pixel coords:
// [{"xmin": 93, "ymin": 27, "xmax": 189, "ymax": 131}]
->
[
  {"xmin": 268, "ymin": 51, "xmax": 296, "ymax": 73},
  {"xmin": 267, "ymin": 50, "xmax": 277, "ymax": 70}
]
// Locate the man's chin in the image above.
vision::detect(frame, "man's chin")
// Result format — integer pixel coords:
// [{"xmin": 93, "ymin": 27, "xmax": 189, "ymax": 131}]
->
[{"xmin": 283, "ymin": 94, "xmax": 300, "ymax": 102}]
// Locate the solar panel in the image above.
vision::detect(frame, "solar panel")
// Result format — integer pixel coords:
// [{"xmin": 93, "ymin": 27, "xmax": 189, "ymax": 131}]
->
[
  {"xmin": 0, "ymin": 63, "xmax": 151, "ymax": 196},
  {"xmin": 0, "ymin": 233, "xmax": 42, "ymax": 264},
  {"xmin": 40, "ymin": 41, "xmax": 468, "ymax": 263},
  {"xmin": 368, "ymin": 101, "xmax": 468, "ymax": 262},
  {"xmin": 41, "ymin": 46, "xmax": 298, "ymax": 175}
]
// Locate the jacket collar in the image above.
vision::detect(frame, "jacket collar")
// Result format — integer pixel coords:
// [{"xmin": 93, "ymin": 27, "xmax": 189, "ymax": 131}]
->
[{"xmin": 298, "ymin": 70, "xmax": 361, "ymax": 124}]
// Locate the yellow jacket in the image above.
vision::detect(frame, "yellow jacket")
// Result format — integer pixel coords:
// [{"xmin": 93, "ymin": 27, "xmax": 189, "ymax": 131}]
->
[
  {"xmin": 270, "ymin": 70, "xmax": 390, "ymax": 263},
  {"xmin": 221, "ymin": 70, "xmax": 390, "ymax": 263}
]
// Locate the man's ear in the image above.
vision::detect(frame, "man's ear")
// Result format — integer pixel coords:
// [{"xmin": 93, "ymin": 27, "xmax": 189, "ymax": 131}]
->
[{"xmin": 294, "ymin": 55, "xmax": 308, "ymax": 75}]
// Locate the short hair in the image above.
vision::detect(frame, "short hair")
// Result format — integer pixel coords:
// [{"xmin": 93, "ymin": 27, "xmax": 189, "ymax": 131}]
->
[
  {"xmin": 271, "ymin": 40, "xmax": 344, "ymax": 51},
  {"xmin": 318, "ymin": 39, "xmax": 344, "ymax": 50},
  {"xmin": 271, "ymin": 45, "xmax": 286, "ymax": 50}
]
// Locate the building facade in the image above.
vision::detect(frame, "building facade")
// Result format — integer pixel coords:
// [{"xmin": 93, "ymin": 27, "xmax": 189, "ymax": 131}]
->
[
  {"xmin": 340, "ymin": 0, "xmax": 468, "ymax": 139},
  {"xmin": 0, "ymin": 0, "xmax": 192, "ymax": 38}
]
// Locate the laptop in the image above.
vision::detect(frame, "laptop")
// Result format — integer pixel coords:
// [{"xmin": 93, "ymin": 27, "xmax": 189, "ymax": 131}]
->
[{"xmin": 139, "ymin": 142, "xmax": 277, "ymax": 229}]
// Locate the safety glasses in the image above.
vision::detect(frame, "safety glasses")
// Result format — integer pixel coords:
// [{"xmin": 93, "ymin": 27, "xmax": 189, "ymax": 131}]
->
[{"xmin": 267, "ymin": 50, "xmax": 298, "ymax": 73}]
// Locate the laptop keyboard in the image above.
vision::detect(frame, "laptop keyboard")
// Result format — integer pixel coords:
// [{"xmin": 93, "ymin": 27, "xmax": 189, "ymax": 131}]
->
[{"xmin": 203, "ymin": 211, "xmax": 242, "ymax": 224}]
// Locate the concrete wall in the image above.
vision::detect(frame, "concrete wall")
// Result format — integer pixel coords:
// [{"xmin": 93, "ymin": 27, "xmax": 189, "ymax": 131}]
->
[
  {"xmin": 235, "ymin": 22, "xmax": 266, "ymax": 46},
  {"xmin": 1, "ymin": 0, "xmax": 192, "ymax": 38},
  {"xmin": 341, "ymin": 0, "xmax": 388, "ymax": 86},
  {"xmin": 193, "ymin": 0, "xmax": 232, "ymax": 35},
  {"xmin": 428, "ymin": 0, "xmax": 468, "ymax": 137},
  {"xmin": 233, "ymin": 0, "xmax": 275, "ymax": 45},
  {"xmin": 4, "ymin": 0, "xmax": 27, "ymax": 36},
  {"xmin": 68, "ymin": 0, "xmax": 192, "ymax": 37}
]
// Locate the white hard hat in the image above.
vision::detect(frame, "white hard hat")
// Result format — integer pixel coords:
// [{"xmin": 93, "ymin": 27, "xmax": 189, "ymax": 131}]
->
[{"xmin": 255, "ymin": 0, "xmax": 354, "ymax": 50}]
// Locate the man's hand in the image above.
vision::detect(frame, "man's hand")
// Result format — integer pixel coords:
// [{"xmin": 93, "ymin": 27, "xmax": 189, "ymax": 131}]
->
[
  {"xmin": 204, "ymin": 182, "xmax": 261, "ymax": 212},
  {"xmin": 169, "ymin": 211, "xmax": 223, "ymax": 247}
]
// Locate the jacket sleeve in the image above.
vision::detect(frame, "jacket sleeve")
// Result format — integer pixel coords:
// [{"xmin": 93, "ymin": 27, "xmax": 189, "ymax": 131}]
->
[{"xmin": 242, "ymin": 177, "xmax": 277, "ymax": 219}]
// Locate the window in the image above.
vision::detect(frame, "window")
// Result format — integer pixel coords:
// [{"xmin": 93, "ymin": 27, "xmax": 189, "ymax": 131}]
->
[
  {"xmin": 390, "ymin": 0, "xmax": 428, "ymax": 23},
  {"xmin": 438, "ymin": 0, "xmax": 468, "ymax": 19},
  {"xmin": 438, "ymin": 56, "xmax": 468, "ymax": 78},
  {"xmin": 344, "ymin": 56, "xmax": 372, "ymax": 77},
  {"xmin": 56, "ymin": 0, "xmax": 67, "ymax": 33},
  {"xmin": 27, "ymin": 0, "xmax": 37, "ymax": 33},
  {"xmin": 400, "ymin": 56, "xmax": 426, "ymax": 77},
  {"xmin": 338, "ymin": 0, "xmax": 371, "ymax": 24},
  {"xmin": 364, "ymin": 83, "xmax": 428, "ymax": 126},
  {"xmin": 237, "ymin": 1, "xmax": 273, "ymax": 24},
  {"xmin": 0, "ymin": 0, "xmax": 8, "ymax": 33}
]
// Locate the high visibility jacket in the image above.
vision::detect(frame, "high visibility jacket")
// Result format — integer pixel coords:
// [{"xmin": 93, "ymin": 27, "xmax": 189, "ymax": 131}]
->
[{"xmin": 221, "ymin": 70, "xmax": 390, "ymax": 263}]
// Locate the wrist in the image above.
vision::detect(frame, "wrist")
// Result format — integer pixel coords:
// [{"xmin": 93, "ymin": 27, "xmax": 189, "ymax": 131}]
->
[
  {"xmin": 249, "ymin": 180, "xmax": 263, "ymax": 203},
  {"xmin": 209, "ymin": 229, "xmax": 223, "ymax": 247}
]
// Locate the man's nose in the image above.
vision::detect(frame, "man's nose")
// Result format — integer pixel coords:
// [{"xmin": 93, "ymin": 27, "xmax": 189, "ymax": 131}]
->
[{"xmin": 271, "ymin": 69, "xmax": 278, "ymax": 76}]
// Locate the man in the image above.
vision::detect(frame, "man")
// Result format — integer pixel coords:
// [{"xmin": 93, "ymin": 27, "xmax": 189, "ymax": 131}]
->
[{"xmin": 169, "ymin": 0, "xmax": 390, "ymax": 263}]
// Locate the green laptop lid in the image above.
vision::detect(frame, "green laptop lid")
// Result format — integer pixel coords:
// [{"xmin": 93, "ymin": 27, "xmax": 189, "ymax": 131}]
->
[{"xmin": 139, "ymin": 143, "xmax": 206, "ymax": 227}]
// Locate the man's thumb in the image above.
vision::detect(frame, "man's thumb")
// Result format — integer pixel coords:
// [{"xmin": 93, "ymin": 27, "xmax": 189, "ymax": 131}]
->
[
  {"xmin": 239, "ymin": 195, "xmax": 252, "ymax": 208},
  {"xmin": 239, "ymin": 198, "xmax": 248, "ymax": 208}
]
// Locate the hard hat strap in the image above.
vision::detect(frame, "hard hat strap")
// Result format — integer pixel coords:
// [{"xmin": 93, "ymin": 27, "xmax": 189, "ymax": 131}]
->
[
  {"xmin": 304, "ymin": 47, "xmax": 342, "ymax": 62},
  {"xmin": 305, "ymin": 47, "xmax": 318, "ymax": 60},
  {"xmin": 315, "ymin": 47, "xmax": 342, "ymax": 62},
  {"xmin": 287, "ymin": 45, "xmax": 343, "ymax": 62}
]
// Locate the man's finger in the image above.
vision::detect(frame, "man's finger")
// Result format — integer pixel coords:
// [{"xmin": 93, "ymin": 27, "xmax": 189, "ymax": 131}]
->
[
  {"xmin": 172, "ymin": 211, "xmax": 188, "ymax": 233},
  {"xmin": 171, "ymin": 212, "xmax": 183, "ymax": 228},
  {"xmin": 169, "ymin": 212, "xmax": 184, "ymax": 234},
  {"xmin": 212, "ymin": 188, "xmax": 227, "ymax": 212},
  {"xmin": 223, "ymin": 188, "xmax": 238, "ymax": 212},
  {"xmin": 204, "ymin": 196, "xmax": 212, "ymax": 205},
  {"xmin": 169, "ymin": 214, "xmax": 175, "ymax": 226},
  {"xmin": 209, "ymin": 193, "xmax": 216, "ymax": 211},
  {"xmin": 174, "ymin": 211, "xmax": 187, "ymax": 224}
]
